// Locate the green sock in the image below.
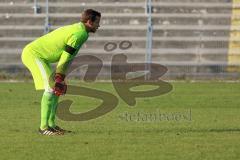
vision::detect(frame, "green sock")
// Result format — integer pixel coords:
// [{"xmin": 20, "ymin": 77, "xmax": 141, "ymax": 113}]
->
[
  {"xmin": 48, "ymin": 94, "xmax": 59, "ymax": 128},
  {"xmin": 40, "ymin": 91, "xmax": 56, "ymax": 130}
]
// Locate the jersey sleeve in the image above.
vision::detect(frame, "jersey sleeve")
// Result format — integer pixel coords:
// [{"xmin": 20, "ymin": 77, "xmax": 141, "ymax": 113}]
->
[
  {"xmin": 56, "ymin": 33, "xmax": 87, "ymax": 74},
  {"xmin": 55, "ymin": 51, "xmax": 73, "ymax": 74}
]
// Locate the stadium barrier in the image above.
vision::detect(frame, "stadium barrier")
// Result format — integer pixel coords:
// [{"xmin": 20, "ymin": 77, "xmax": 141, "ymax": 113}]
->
[{"xmin": 0, "ymin": 0, "xmax": 239, "ymax": 80}]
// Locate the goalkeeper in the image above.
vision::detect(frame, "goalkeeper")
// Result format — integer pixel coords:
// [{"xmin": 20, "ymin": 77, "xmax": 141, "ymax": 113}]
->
[{"xmin": 21, "ymin": 9, "xmax": 101, "ymax": 136}]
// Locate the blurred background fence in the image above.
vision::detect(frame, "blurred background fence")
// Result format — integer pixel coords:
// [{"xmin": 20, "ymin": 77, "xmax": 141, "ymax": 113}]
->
[{"xmin": 0, "ymin": 0, "xmax": 239, "ymax": 80}]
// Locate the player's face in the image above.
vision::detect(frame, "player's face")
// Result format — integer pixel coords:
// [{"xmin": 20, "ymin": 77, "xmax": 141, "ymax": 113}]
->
[{"xmin": 89, "ymin": 16, "xmax": 101, "ymax": 33}]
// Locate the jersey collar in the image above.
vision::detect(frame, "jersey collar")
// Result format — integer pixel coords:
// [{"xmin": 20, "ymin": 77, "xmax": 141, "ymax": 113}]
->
[{"xmin": 79, "ymin": 22, "xmax": 89, "ymax": 36}]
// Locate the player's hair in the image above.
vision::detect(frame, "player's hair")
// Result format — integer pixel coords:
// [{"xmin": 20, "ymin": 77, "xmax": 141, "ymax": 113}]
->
[{"xmin": 81, "ymin": 9, "xmax": 101, "ymax": 23}]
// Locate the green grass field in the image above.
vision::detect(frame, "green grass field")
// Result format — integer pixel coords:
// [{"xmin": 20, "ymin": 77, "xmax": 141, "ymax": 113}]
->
[{"xmin": 0, "ymin": 81, "xmax": 240, "ymax": 160}]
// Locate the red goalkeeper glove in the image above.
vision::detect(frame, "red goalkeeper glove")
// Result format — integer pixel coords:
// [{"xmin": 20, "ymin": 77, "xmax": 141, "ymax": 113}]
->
[{"xmin": 53, "ymin": 73, "xmax": 67, "ymax": 96}]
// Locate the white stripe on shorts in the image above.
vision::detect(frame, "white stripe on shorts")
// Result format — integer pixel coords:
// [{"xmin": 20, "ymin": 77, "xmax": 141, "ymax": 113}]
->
[{"xmin": 35, "ymin": 58, "xmax": 53, "ymax": 93}]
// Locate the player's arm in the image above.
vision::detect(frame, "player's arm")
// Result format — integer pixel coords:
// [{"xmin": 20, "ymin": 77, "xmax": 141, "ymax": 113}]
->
[
  {"xmin": 54, "ymin": 34, "xmax": 81, "ymax": 96},
  {"xmin": 56, "ymin": 34, "xmax": 80, "ymax": 75}
]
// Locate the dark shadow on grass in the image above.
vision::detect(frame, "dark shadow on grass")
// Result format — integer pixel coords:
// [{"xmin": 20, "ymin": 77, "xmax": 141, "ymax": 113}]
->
[
  {"xmin": 164, "ymin": 128, "xmax": 240, "ymax": 133},
  {"xmin": 208, "ymin": 128, "xmax": 240, "ymax": 133},
  {"xmin": 55, "ymin": 128, "xmax": 240, "ymax": 136},
  {"xmin": 169, "ymin": 128, "xmax": 240, "ymax": 133}
]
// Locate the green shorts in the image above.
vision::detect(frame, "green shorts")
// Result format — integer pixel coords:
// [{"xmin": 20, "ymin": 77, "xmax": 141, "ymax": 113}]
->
[{"xmin": 21, "ymin": 46, "xmax": 54, "ymax": 91}]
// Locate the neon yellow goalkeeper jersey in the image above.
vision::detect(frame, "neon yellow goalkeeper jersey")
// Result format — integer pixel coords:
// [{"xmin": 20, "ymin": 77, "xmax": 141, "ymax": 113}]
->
[{"xmin": 26, "ymin": 22, "xmax": 89, "ymax": 74}]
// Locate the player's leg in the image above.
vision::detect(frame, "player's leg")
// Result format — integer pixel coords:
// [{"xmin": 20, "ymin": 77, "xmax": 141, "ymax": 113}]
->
[
  {"xmin": 21, "ymin": 47, "xmax": 62, "ymax": 135},
  {"xmin": 48, "ymin": 90, "xmax": 72, "ymax": 133},
  {"xmin": 48, "ymin": 93, "xmax": 59, "ymax": 128}
]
